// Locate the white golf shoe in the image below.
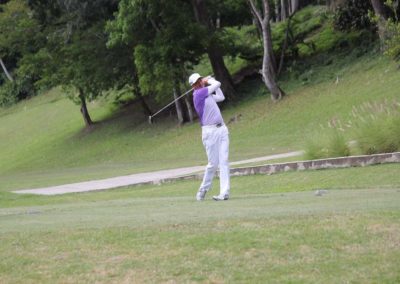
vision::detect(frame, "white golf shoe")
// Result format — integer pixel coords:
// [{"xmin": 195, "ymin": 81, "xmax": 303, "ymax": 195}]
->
[
  {"xmin": 212, "ymin": 195, "xmax": 229, "ymax": 201},
  {"xmin": 196, "ymin": 189, "xmax": 207, "ymax": 201}
]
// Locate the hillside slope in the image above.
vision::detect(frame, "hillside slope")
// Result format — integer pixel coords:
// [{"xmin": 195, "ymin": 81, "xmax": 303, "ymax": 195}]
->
[{"xmin": 0, "ymin": 51, "xmax": 399, "ymax": 191}]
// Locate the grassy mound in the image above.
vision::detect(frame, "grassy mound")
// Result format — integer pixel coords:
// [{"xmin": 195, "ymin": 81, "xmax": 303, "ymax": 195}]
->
[{"xmin": 1, "ymin": 49, "xmax": 399, "ymax": 191}]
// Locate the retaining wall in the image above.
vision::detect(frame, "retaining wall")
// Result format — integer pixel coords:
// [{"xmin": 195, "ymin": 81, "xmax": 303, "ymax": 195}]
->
[{"xmin": 156, "ymin": 152, "xmax": 400, "ymax": 185}]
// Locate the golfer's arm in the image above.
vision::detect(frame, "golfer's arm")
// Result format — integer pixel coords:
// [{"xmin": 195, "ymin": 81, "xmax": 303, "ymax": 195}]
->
[
  {"xmin": 207, "ymin": 78, "xmax": 221, "ymax": 95},
  {"xmin": 213, "ymin": 88, "xmax": 225, "ymax": 102}
]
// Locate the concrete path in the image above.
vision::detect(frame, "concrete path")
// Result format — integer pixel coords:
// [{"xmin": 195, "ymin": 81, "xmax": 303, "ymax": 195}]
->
[{"xmin": 13, "ymin": 151, "xmax": 303, "ymax": 196}]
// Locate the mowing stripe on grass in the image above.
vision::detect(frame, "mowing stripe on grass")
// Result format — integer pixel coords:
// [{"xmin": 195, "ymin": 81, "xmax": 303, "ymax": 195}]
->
[{"xmin": 1, "ymin": 188, "xmax": 399, "ymax": 234}]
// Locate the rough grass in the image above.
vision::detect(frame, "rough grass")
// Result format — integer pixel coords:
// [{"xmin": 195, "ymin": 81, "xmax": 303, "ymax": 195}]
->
[{"xmin": 306, "ymin": 98, "xmax": 400, "ymax": 158}]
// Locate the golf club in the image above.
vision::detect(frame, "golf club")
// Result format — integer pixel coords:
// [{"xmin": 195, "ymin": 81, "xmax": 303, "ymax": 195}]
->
[{"xmin": 148, "ymin": 75, "xmax": 213, "ymax": 124}]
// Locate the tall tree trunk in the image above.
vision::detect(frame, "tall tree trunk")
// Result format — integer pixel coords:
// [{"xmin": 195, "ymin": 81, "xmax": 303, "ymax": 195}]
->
[
  {"xmin": 184, "ymin": 96, "xmax": 194, "ymax": 122},
  {"xmin": 266, "ymin": 23, "xmax": 278, "ymax": 77},
  {"xmin": 275, "ymin": 0, "xmax": 281, "ymax": 22},
  {"xmin": 248, "ymin": 0, "xmax": 286, "ymax": 101},
  {"xmin": 290, "ymin": 0, "xmax": 299, "ymax": 15},
  {"xmin": 133, "ymin": 73, "xmax": 152, "ymax": 116},
  {"xmin": 327, "ymin": 0, "xmax": 347, "ymax": 11},
  {"xmin": 371, "ymin": 0, "xmax": 388, "ymax": 46},
  {"xmin": 191, "ymin": 0, "xmax": 236, "ymax": 100},
  {"xmin": 0, "ymin": 58, "xmax": 14, "ymax": 82},
  {"xmin": 278, "ymin": 13, "xmax": 295, "ymax": 76},
  {"xmin": 262, "ymin": 18, "xmax": 285, "ymax": 100},
  {"xmin": 281, "ymin": 0, "xmax": 287, "ymax": 21},
  {"xmin": 136, "ymin": 91, "xmax": 152, "ymax": 116},
  {"xmin": 78, "ymin": 88, "xmax": 93, "ymax": 127},
  {"xmin": 207, "ymin": 44, "xmax": 236, "ymax": 100}
]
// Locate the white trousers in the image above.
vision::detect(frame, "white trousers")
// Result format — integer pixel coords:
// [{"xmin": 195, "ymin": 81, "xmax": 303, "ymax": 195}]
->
[{"xmin": 199, "ymin": 124, "xmax": 230, "ymax": 197}]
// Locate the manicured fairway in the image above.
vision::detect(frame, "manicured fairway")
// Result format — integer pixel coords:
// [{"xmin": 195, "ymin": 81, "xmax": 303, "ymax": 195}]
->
[{"xmin": 1, "ymin": 165, "xmax": 399, "ymax": 283}]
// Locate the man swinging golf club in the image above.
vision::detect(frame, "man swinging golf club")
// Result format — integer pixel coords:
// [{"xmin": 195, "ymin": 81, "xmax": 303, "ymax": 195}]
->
[{"xmin": 189, "ymin": 73, "xmax": 230, "ymax": 201}]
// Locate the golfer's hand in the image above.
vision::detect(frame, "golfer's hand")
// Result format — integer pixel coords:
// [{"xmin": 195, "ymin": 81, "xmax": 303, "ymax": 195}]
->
[{"xmin": 204, "ymin": 76, "xmax": 215, "ymax": 85}]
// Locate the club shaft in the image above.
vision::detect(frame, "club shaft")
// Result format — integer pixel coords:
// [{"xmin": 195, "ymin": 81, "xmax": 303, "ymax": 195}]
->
[
  {"xmin": 150, "ymin": 75, "xmax": 213, "ymax": 120},
  {"xmin": 150, "ymin": 87, "xmax": 193, "ymax": 119}
]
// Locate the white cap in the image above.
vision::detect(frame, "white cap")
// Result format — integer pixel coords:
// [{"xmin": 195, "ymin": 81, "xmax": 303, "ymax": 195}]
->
[{"xmin": 188, "ymin": 73, "xmax": 202, "ymax": 86}]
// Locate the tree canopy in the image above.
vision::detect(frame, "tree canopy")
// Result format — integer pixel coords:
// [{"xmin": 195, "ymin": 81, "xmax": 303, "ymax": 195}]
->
[{"xmin": 0, "ymin": 0, "xmax": 399, "ymax": 126}]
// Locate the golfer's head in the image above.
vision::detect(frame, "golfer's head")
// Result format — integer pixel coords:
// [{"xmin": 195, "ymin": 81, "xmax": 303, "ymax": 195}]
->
[{"xmin": 189, "ymin": 73, "xmax": 206, "ymax": 89}]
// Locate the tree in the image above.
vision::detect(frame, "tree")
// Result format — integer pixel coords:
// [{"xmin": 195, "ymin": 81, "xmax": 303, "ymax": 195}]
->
[
  {"xmin": 247, "ymin": 0, "xmax": 285, "ymax": 101},
  {"xmin": 108, "ymin": 0, "xmax": 206, "ymax": 123},
  {"xmin": 27, "ymin": 0, "xmax": 142, "ymax": 127},
  {"xmin": 371, "ymin": 0, "xmax": 389, "ymax": 45},
  {"xmin": 326, "ymin": 0, "xmax": 347, "ymax": 11},
  {"xmin": 281, "ymin": 0, "xmax": 288, "ymax": 20},
  {"xmin": 274, "ymin": 0, "xmax": 307, "ymax": 22},
  {"xmin": 372, "ymin": 0, "xmax": 400, "ymax": 59},
  {"xmin": 0, "ymin": 58, "xmax": 13, "ymax": 81},
  {"xmin": 0, "ymin": 0, "xmax": 44, "ymax": 104},
  {"xmin": 191, "ymin": 0, "xmax": 236, "ymax": 100}
]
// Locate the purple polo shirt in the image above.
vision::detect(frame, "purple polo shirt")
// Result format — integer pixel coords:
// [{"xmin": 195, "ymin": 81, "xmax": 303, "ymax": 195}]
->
[{"xmin": 193, "ymin": 87, "xmax": 224, "ymax": 126}]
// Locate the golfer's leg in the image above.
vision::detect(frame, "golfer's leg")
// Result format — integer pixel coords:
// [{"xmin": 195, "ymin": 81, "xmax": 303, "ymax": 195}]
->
[
  {"xmin": 218, "ymin": 126, "xmax": 230, "ymax": 198},
  {"xmin": 199, "ymin": 129, "xmax": 219, "ymax": 193}
]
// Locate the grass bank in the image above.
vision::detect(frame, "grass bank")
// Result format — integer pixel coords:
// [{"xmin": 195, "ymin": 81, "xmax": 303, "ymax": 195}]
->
[{"xmin": 1, "ymin": 51, "xmax": 399, "ymax": 191}]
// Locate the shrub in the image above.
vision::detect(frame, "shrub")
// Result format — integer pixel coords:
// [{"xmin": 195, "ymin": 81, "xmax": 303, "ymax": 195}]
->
[
  {"xmin": 305, "ymin": 100, "xmax": 400, "ymax": 159},
  {"xmin": 305, "ymin": 123, "xmax": 350, "ymax": 160},
  {"xmin": 385, "ymin": 20, "xmax": 400, "ymax": 59},
  {"xmin": 0, "ymin": 80, "xmax": 19, "ymax": 106},
  {"xmin": 351, "ymin": 101, "xmax": 400, "ymax": 154},
  {"xmin": 333, "ymin": 0, "xmax": 374, "ymax": 32},
  {"xmin": 0, "ymin": 75, "xmax": 36, "ymax": 107}
]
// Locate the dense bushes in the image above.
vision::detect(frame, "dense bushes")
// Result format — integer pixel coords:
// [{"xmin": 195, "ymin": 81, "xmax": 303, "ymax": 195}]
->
[
  {"xmin": 384, "ymin": 2, "xmax": 400, "ymax": 60},
  {"xmin": 0, "ymin": 76, "xmax": 36, "ymax": 107},
  {"xmin": 385, "ymin": 19, "xmax": 400, "ymax": 59},
  {"xmin": 333, "ymin": 0, "xmax": 374, "ymax": 31}
]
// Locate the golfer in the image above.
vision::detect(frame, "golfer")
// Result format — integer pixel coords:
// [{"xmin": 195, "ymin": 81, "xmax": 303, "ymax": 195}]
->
[{"xmin": 188, "ymin": 73, "xmax": 230, "ymax": 201}]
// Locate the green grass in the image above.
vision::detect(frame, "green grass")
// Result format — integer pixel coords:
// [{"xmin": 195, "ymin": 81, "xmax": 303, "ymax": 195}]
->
[
  {"xmin": 0, "ymin": 164, "xmax": 399, "ymax": 283},
  {"xmin": 1, "ymin": 51, "xmax": 400, "ymax": 192},
  {"xmin": 1, "ymin": 163, "xmax": 399, "ymax": 208}
]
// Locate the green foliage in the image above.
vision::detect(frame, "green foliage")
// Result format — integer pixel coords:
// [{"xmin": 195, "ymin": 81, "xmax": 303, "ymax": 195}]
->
[
  {"xmin": 0, "ymin": 80, "xmax": 17, "ymax": 106},
  {"xmin": 352, "ymin": 101, "xmax": 400, "ymax": 154},
  {"xmin": 209, "ymin": 0, "xmax": 252, "ymax": 27},
  {"xmin": 134, "ymin": 44, "xmax": 174, "ymax": 99},
  {"xmin": 385, "ymin": 19, "xmax": 400, "ymax": 59},
  {"xmin": 0, "ymin": 0, "xmax": 44, "ymax": 105},
  {"xmin": 222, "ymin": 25, "xmax": 261, "ymax": 61},
  {"xmin": 272, "ymin": 5, "xmax": 328, "ymax": 54},
  {"xmin": 225, "ymin": 6, "xmax": 330, "ymax": 63},
  {"xmin": 306, "ymin": 100, "xmax": 400, "ymax": 159},
  {"xmin": 305, "ymin": 128, "xmax": 350, "ymax": 160},
  {"xmin": 383, "ymin": 1, "xmax": 400, "ymax": 60},
  {"xmin": 333, "ymin": 0, "xmax": 373, "ymax": 31},
  {"xmin": 0, "ymin": 0, "xmax": 43, "ymax": 57},
  {"xmin": 0, "ymin": 67, "xmax": 37, "ymax": 106},
  {"xmin": 298, "ymin": 19, "xmax": 375, "ymax": 58},
  {"xmin": 107, "ymin": 0, "xmax": 206, "ymax": 103},
  {"xmin": 24, "ymin": 0, "xmax": 136, "ymax": 113},
  {"xmin": 227, "ymin": 5, "xmax": 371, "ymax": 66}
]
